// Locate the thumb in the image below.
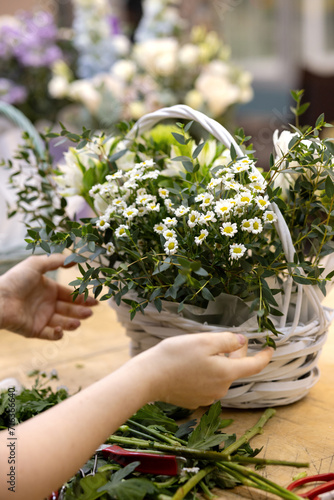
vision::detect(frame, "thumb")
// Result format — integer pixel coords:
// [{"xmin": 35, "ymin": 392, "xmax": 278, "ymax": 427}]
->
[
  {"xmin": 37, "ymin": 326, "xmax": 64, "ymax": 341},
  {"xmin": 205, "ymin": 332, "xmax": 247, "ymax": 355}
]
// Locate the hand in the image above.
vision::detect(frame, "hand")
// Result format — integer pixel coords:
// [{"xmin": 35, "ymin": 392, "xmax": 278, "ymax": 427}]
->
[
  {"xmin": 0, "ymin": 254, "xmax": 98, "ymax": 340},
  {"xmin": 133, "ymin": 332, "xmax": 273, "ymax": 408}
]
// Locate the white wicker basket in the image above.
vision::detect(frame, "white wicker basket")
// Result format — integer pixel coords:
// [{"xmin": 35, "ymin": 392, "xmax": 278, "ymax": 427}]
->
[{"xmin": 112, "ymin": 104, "xmax": 334, "ymax": 408}]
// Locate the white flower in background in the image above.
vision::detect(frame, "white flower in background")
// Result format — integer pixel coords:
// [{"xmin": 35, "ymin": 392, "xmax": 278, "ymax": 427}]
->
[
  {"xmin": 195, "ymin": 229, "xmax": 209, "ymax": 245},
  {"xmin": 178, "ymin": 43, "xmax": 201, "ymax": 68},
  {"xmin": 184, "ymin": 89, "xmax": 204, "ymax": 110},
  {"xmin": 237, "ymin": 191, "xmax": 253, "ymax": 206},
  {"xmin": 68, "ymin": 79, "xmax": 102, "ymax": 113},
  {"xmin": 115, "ymin": 224, "xmax": 129, "ymax": 238},
  {"xmin": 163, "ymin": 216, "xmax": 178, "ymax": 227},
  {"xmin": 250, "ymin": 217, "xmax": 263, "ymax": 234},
  {"xmin": 212, "ymin": 150, "xmax": 233, "ymax": 169},
  {"xmin": 133, "ymin": 38, "xmax": 179, "ymax": 77},
  {"xmin": 175, "ymin": 205, "xmax": 190, "ymax": 217},
  {"xmin": 255, "ymin": 195, "xmax": 270, "ymax": 210},
  {"xmin": 105, "ymin": 241, "xmax": 115, "ymax": 256},
  {"xmin": 263, "ymin": 210, "xmax": 278, "ymax": 223},
  {"xmin": 143, "ymin": 169, "xmax": 160, "ymax": 180},
  {"xmin": 220, "ymin": 222, "xmax": 238, "ymax": 237},
  {"xmin": 147, "ymin": 202, "xmax": 160, "ymax": 212},
  {"xmin": 195, "ymin": 193, "xmax": 205, "ymax": 202},
  {"xmin": 232, "ymin": 158, "xmax": 253, "ymax": 173},
  {"xmin": 128, "ymin": 101, "xmax": 147, "ymax": 120},
  {"xmin": 250, "ymin": 182, "xmax": 266, "ymax": 194},
  {"xmin": 234, "ymin": 205, "xmax": 245, "ymax": 217},
  {"xmin": 224, "ymin": 180, "xmax": 242, "ymax": 191},
  {"xmin": 187, "ymin": 210, "xmax": 201, "ymax": 228},
  {"xmin": 199, "ymin": 211, "xmax": 217, "ymax": 225},
  {"xmin": 48, "ymin": 75, "xmax": 69, "ymax": 98},
  {"xmin": 111, "ymin": 60, "xmax": 137, "ymax": 82},
  {"xmin": 106, "ymin": 171, "xmax": 123, "ymax": 180},
  {"xmin": 229, "ymin": 243, "xmax": 247, "ymax": 260},
  {"xmin": 154, "ymin": 222, "xmax": 167, "ymax": 234},
  {"xmin": 54, "ymin": 148, "xmax": 88, "ymax": 197},
  {"xmin": 207, "ymin": 178, "xmax": 222, "ymax": 190},
  {"xmin": 137, "ymin": 159, "xmax": 155, "ymax": 168},
  {"xmin": 96, "ymin": 216, "xmax": 110, "ymax": 231},
  {"xmin": 137, "ymin": 206, "xmax": 148, "ymax": 216},
  {"xmin": 112, "ymin": 198, "xmax": 127, "ymax": 212},
  {"xmin": 163, "ymin": 228, "xmax": 177, "ymax": 239},
  {"xmin": 136, "ymin": 194, "xmax": 156, "ymax": 205},
  {"xmin": 164, "ymin": 237, "xmax": 178, "ymax": 255}
]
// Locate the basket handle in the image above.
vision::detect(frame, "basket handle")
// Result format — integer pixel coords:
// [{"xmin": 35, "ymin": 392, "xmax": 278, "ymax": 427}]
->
[{"xmin": 126, "ymin": 105, "xmax": 325, "ymax": 330}]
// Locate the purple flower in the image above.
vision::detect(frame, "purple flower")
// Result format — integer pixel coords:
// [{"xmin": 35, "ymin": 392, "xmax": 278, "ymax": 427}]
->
[{"xmin": 0, "ymin": 78, "xmax": 27, "ymax": 104}]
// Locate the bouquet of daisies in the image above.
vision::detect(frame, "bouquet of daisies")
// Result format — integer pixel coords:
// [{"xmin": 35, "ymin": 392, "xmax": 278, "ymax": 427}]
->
[{"xmin": 7, "ymin": 96, "xmax": 334, "ymax": 347}]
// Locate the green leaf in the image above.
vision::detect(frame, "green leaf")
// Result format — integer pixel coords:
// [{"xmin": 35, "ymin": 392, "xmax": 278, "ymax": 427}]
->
[
  {"xmin": 325, "ymin": 175, "xmax": 334, "ymax": 198},
  {"xmin": 188, "ymin": 401, "xmax": 226, "ymax": 450},
  {"xmin": 201, "ymin": 287, "xmax": 214, "ymax": 301},
  {"xmin": 316, "ymin": 113, "xmax": 325, "ymax": 128},
  {"xmin": 130, "ymin": 403, "xmax": 178, "ymax": 432},
  {"xmin": 192, "ymin": 142, "xmax": 206, "ymax": 159},
  {"xmin": 184, "ymin": 120, "xmax": 194, "ymax": 132},
  {"xmin": 171, "ymin": 132, "xmax": 186, "ymax": 145}
]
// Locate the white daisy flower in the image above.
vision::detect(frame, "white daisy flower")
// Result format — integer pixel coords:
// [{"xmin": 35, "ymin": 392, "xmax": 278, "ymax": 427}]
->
[
  {"xmin": 214, "ymin": 200, "xmax": 232, "ymax": 218},
  {"xmin": 224, "ymin": 180, "xmax": 242, "ymax": 191},
  {"xmin": 236, "ymin": 192, "xmax": 253, "ymax": 206},
  {"xmin": 207, "ymin": 178, "xmax": 222, "ymax": 190},
  {"xmin": 106, "ymin": 171, "xmax": 123, "ymax": 180},
  {"xmin": 158, "ymin": 187, "xmax": 169, "ymax": 198},
  {"xmin": 115, "ymin": 224, "xmax": 129, "ymax": 238},
  {"xmin": 199, "ymin": 211, "xmax": 217, "ymax": 224},
  {"xmin": 164, "ymin": 198, "xmax": 175, "ymax": 213},
  {"xmin": 106, "ymin": 241, "xmax": 115, "ymax": 256},
  {"xmin": 89, "ymin": 184, "xmax": 102, "ymax": 197},
  {"xmin": 96, "ymin": 217, "xmax": 110, "ymax": 231},
  {"xmin": 229, "ymin": 243, "xmax": 247, "ymax": 260},
  {"xmin": 137, "ymin": 206, "xmax": 148, "ymax": 217},
  {"xmin": 123, "ymin": 206, "xmax": 139, "ymax": 220},
  {"xmin": 187, "ymin": 210, "xmax": 201, "ymax": 228},
  {"xmin": 200, "ymin": 193, "xmax": 214, "ymax": 209},
  {"xmin": 136, "ymin": 159, "xmax": 155, "ymax": 169},
  {"xmin": 137, "ymin": 188, "xmax": 147, "ymax": 196},
  {"xmin": 255, "ymin": 195, "xmax": 270, "ymax": 210},
  {"xmin": 163, "ymin": 217, "xmax": 178, "ymax": 227},
  {"xmin": 163, "ymin": 229, "xmax": 177, "ymax": 239},
  {"xmin": 195, "ymin": 229, "xmax": 209, "ymax": 245},
  {"xmin": 248, "ymin": 171, "xmax": 263, "ymax": 183},
  {"xmin": 123, "ymin": 179, "xmax": 138, "ymax": 190},
  {"xmin": 147, "ymin": 202, "xmax": 160, "ymax": 212},
  {"xmin": 250, "ymin": 182, "xmax": 266, "ymax": 194},
  {"xmin": 263, "ymin": 210, "xmax": 278, "ymax": 223},
  {"xmin": 195, "ymin": 193, "xmax": 205, "ymax": 202},
  {"xmin": 220, "ymin": 222, "xmax": 238, "ymax": 237},
  {"xmin": 136, "ymin": 194, "xmax": 156, "ymax": 205},
  {"xmin": 232, "ymin": 158, "xmax": 253, "ymax": 173},
  {"xmin": 112, "ymin": 198, "xmax": 127, "ymax": 210},
  {"xmin": 241, "ymin": 219, "xmax": 253, "ymax": 232},
  {"xmin": 128, "ymin": 170, "xmax": 143, "ymax": 180},
  {"xmin": 143, "ymin": 170, "xmax": 160, "ymax": 180},
  {"xmin": 154, "ymin": 223, "xmax": 167, "ymax": 234},
  {"xmin": 164, "ymin": 237, "xmax": 178, "ymax": 255},
  {"xmin": 250, "ymin": 217, "xmax": 263, "ymax": 234},
  {"xmin": 234, "ymin": 206, "xmax": 245, "ymax": 217},
  {"xmin": 175, "ymin": 205, "xmax": 190, "ymax": 217}
]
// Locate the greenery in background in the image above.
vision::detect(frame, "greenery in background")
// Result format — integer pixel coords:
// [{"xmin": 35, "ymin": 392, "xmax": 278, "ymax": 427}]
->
[
  {"xmin": 5, "ymin": 91, "xmax": 334, "ymax": 347},
  {"xmin": 0, "ymin": 374, "xmax": 308, "ymax": 499}
]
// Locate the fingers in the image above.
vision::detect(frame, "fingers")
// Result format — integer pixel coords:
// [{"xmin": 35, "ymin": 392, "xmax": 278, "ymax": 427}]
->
[
  {"xmin": 55, "ymin": 300, "xmax": 94, "ymax": 319},
  {"xmin": 203, "ymin": 331, "xmax": 247, "ymax": 355},
  {"xmin": 56, "ymin": 284, "xmax": 98, "ymax": 307},
  {"xmin": 28, "ymin": 254, "xmax": 67, "ymax": 274},
  {"xmin": 35, "ymin": 326, "xmax": 64, "ymax": 341},
  {"xmin": 227, "ymin": 347, "xmax": 274, "ymax": 380},
  {"xmin": 48, "ymin": 313, "xmax": 81, "ymax": 331},
  {"xmin": 228, "ymin": 336, "xmax": 248, "ymax": 359}
]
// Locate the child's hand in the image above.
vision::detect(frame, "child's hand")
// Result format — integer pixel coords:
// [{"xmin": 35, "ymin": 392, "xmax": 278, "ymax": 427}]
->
[{"xmin": 133, "ymin": 332, "xmax": 273, "ymax": 408}]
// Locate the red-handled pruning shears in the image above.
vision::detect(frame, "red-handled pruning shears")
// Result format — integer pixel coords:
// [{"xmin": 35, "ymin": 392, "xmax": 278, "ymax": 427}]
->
[
  {"xmin": 98, "ymin": 444, "xmax": 186, "ymax": 476},
  {"xmin": 287, "ymin": 473, "xmax": 334, "ymax": 499}
]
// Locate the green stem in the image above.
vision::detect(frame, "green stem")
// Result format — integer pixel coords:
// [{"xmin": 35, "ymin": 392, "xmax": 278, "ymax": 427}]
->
[
  {"xmin": 106, "ymin": 435, "xmax": 309, "ymax": 468},
  {"xmin": 127, "ymin": 419, "xmax": 182, "ymax": 446},
  {"xmin": 223, "ymin": 408, "xmax": 276, "ymax": 455},
  {"xmin": 199, "ymin": 479, "xmax": 217, "ymax": 499},
  {"xmin": 221, "ymin": 463, "xmax": 304, "ymax": 500},
  {"xmin": 172, "ymin": 466, "xmax": 216, "ymax": 500}
]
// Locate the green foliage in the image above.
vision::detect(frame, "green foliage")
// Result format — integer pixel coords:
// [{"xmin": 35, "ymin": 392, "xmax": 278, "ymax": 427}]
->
[{"xmin": 4, "ymin": 105, "xmax": 334, "ymax": 342}]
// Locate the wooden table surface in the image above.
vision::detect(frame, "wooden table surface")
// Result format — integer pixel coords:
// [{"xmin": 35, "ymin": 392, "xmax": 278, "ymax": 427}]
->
[{"xmin": 1, "ymin": 266, "xmax": 334, "ymax": 499}]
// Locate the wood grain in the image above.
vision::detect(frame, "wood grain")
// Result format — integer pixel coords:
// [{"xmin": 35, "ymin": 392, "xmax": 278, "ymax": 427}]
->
[{"xmin": 1, "ymin": 266, "xmax": 333, "ymax": 498}]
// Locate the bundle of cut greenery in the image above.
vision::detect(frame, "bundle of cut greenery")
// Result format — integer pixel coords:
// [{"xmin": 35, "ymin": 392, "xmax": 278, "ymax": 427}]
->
[{"xmin": 0, "ymin": 372, "xmax": 307, "ymax": 499}]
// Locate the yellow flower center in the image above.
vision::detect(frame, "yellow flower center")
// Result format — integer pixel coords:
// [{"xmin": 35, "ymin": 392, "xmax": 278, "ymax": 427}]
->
[
  {"xmin": 168, "ymin": 241, "xmax": 175, "ymax": 250},
  {"xmin": 224, "ymin": 227, "xmax": 233, "ymax": 233},
  {"xmin": 233, "ymin": 247, "xmax": 242, "ymax": 253}
]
